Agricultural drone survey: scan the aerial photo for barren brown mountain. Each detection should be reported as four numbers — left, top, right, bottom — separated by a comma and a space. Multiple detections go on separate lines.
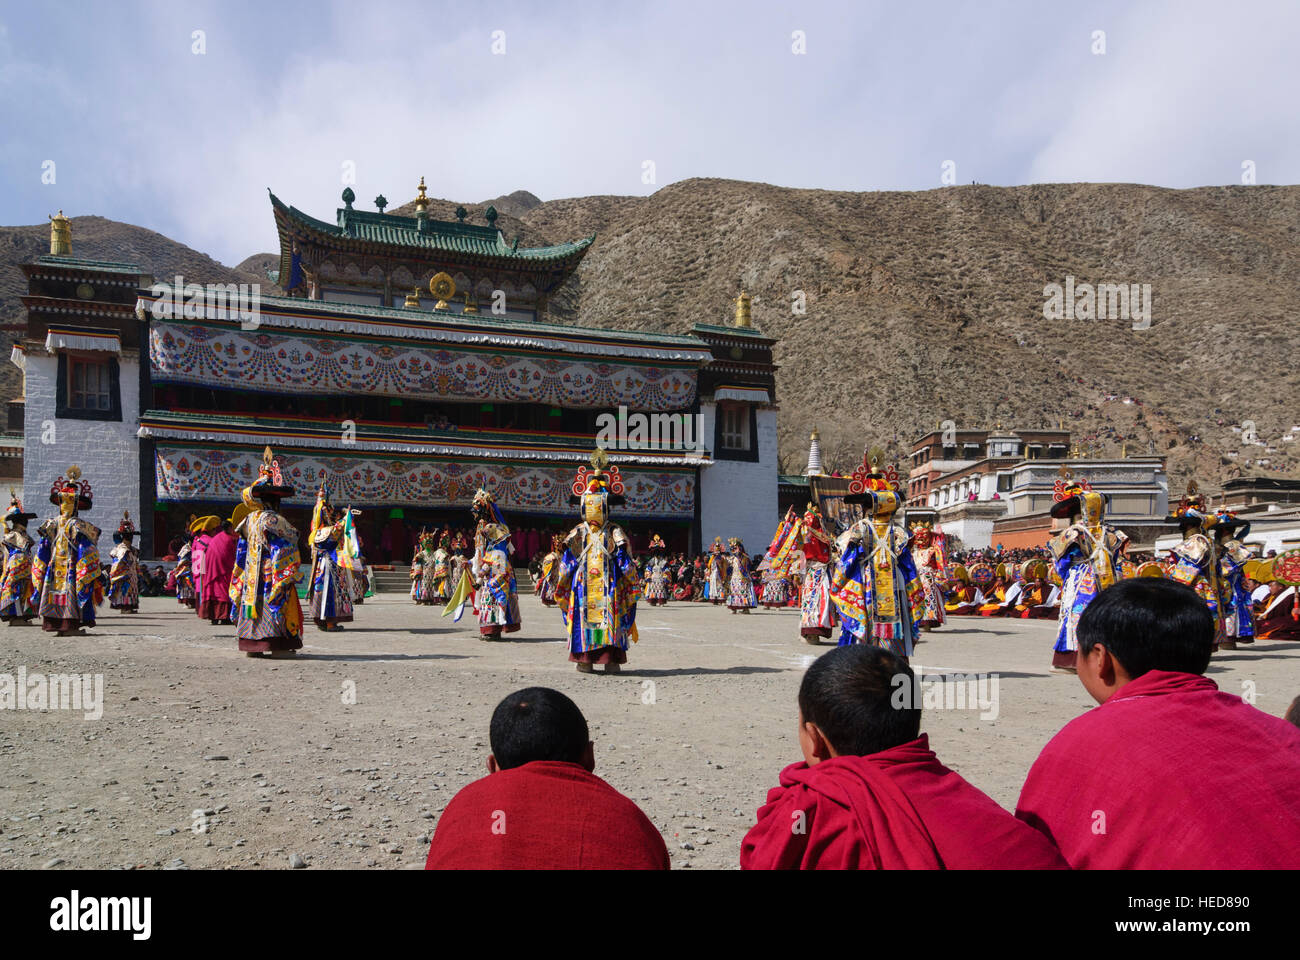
0, 215, 263, 403
5, 181, 1298, 488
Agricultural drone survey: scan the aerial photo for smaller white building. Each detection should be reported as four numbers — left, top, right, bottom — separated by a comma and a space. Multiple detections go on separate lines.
13, 236, 148, 542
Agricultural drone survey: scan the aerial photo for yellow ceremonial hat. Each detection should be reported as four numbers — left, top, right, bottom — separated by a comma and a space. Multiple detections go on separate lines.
189, 514, 221, 534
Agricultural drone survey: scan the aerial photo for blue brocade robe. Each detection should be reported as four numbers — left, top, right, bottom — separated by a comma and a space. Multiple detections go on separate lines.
0, 529, 38, 621
108, 543, 140, 610
1051, 523, 1128, 656
554, 523, 640, 656
34, 517, 102, 629
1219, 553, 1255, 641
830, 521, 923, 657
229, 511, 303, 648
309, 524, 354, 626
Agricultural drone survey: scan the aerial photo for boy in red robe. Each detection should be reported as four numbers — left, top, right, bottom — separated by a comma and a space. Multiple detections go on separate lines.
1016, 578, 1300, 869
426, 687, 669, 870
740, 645, 1067, 869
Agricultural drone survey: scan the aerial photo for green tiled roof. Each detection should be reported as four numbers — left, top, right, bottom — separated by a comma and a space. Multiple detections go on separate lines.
269, 191, 593, 263
778, 474, 810, 485
34, 255, 144, 276
691, 322, 771, 339
201, 289, 713, 355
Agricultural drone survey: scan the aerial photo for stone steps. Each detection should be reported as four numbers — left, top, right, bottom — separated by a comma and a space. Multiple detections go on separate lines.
369, 564, 537, 594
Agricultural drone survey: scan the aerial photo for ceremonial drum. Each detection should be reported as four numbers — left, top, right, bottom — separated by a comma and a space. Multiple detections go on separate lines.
1136, 561, 1166, 578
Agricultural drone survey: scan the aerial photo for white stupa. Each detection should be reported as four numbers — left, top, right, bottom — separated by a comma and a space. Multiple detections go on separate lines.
804, 428, 825, 477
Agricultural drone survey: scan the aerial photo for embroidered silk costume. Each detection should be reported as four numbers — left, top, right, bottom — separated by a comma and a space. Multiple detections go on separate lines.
34, 466, 102, 635
830, 456, 923, 658
107, 511, 140, 613
642, 534, 670, 606
0, 492, 39, 624
725, 538, 758, 612
307, 486, 355, 630
909, 522, 947, 629
470, 489, 521, 639
229, 447, 303, 656
1048, 473, 1128, 670
553, 450, 640, 672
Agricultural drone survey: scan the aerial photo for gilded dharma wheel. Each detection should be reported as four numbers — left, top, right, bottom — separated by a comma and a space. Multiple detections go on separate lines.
429, 272, 456, 307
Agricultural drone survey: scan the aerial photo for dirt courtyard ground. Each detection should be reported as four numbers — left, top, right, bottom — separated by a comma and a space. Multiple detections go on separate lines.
2, 593, 1297, 870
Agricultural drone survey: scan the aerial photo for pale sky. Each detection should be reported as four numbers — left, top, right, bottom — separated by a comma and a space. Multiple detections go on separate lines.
1, 0, 1296, 265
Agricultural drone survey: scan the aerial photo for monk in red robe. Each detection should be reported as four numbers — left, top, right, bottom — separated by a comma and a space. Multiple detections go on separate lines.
741, 645, 1067, 869
1256, 582, 1300, 641
1016, 578, 1300, 869
198, 520, 238, 625
426, 687, 669, 870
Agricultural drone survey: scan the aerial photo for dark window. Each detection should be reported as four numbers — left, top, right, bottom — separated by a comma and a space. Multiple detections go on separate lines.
714, 402, 758, 462
56, 353, 121, 421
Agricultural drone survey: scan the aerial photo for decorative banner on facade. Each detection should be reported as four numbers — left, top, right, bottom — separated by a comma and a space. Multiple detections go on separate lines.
155, 445, 696, 518
150, 321, 698, 411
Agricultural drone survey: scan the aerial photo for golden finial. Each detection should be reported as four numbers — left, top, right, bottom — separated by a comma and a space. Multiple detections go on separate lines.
49, 211, 72, 256
590, 447, 610, 472
810, 426, 820, 441
733, 290, 752, 328
462, 291, 478, 314
403, 286, 421, 308
414, 177, 429, 217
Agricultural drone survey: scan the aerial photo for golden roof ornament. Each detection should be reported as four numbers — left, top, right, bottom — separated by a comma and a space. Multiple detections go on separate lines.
733, 290, 752, 328
414, 177, 429, 216
404, 286, 421, 308
49, 211, 72, 256
462, 291, 478, 314
429, 272, 455, 310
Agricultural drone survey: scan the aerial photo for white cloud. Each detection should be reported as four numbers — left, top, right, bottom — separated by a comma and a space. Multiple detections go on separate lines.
2, 0, 1297, 265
